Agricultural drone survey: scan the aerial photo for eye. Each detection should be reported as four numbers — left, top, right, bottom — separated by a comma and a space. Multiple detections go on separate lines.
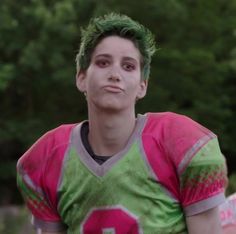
95, 59, 110, 68
123, 63, 135, 71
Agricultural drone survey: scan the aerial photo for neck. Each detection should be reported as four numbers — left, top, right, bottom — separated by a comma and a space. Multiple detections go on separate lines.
87, 108, 136, 156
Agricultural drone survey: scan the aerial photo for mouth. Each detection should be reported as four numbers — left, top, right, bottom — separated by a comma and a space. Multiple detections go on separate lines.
103, 85, 123, 93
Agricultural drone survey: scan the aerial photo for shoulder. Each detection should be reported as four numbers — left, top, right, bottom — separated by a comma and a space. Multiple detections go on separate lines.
143, 111, 212, 136
142, 111, 215, 148
17, 124, 77, 174
141, 112, 227, 212
16, 124, 78, 228
142, 111, 216, 167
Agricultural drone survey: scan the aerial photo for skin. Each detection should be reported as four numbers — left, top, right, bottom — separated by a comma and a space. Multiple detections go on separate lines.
41, 35, 223, 234
186, 207, 223, 234
76, 35, 147, 156
41, 36, 147, 234
222, 225, 236, 234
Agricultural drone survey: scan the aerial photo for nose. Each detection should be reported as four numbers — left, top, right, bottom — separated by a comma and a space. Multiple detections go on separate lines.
109, 74, 121, 82
108, 66, 121, 82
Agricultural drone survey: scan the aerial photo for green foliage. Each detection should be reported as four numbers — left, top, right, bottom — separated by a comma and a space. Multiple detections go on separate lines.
0, 64, 15, 91
226, 173, 236, 196
0, 0, 235, 204
0, 206, 34, 234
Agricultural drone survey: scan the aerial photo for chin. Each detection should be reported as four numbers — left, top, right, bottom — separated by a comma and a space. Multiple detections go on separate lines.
95, 101, 127, 113
99, 103, 124, 112
94, 97, 120, 108
91, 96, 134, 112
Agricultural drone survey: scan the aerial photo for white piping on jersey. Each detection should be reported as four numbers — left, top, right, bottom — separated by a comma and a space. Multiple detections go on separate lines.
177, 132, 215, 175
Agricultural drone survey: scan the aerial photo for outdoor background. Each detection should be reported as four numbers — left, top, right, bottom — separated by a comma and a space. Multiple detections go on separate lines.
0, 0, 236, 233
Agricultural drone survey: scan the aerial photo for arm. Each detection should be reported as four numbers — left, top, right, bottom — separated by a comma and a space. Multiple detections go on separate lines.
222, 225, 236, 234
186, 207, 222, 234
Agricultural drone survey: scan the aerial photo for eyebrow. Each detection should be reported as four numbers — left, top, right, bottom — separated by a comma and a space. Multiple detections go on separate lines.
94, 54, 139, 64
94, 54, 112, 59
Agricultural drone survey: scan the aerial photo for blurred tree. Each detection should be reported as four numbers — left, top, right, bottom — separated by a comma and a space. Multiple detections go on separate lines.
0, 0, 97, 203
0, 0, 235, 204
226, 173, 236, 196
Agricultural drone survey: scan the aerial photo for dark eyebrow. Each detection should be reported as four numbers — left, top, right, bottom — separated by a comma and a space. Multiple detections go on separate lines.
93, 54, 139, 65
94, 54, 112, 59
122, 56, 138, 64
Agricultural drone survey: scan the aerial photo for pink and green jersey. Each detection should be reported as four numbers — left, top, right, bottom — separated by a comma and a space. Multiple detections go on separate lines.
220, 193, 236, 228
17, 112, 227, 234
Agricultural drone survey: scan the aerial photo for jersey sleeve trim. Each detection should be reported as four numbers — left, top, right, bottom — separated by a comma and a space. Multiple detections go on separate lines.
32, 215, 67, 232
20, 169, 44, 197
184, 192, 225, 216
177, 132, 215, 175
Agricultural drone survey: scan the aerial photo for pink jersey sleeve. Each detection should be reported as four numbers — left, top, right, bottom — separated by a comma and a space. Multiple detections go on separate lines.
142, 112, 227, 216
17, 124, 75, 232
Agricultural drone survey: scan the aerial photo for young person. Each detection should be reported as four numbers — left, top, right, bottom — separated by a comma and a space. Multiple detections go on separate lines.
17, 13, 227, 234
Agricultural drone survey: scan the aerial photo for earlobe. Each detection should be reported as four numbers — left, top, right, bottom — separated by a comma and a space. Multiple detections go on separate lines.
76, 70, 86, 93
136, 80, 148, 99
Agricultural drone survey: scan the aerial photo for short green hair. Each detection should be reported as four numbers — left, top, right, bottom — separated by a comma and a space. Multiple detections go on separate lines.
76, 13, 156, 80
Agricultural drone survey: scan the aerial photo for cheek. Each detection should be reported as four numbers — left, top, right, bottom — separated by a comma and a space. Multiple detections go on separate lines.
126, 83, 141, 100
86, 76, 103, 95
127, 75, 142, 89
87, 79, 98, 92
85, 70, 98, 88
87, 68, 108, 84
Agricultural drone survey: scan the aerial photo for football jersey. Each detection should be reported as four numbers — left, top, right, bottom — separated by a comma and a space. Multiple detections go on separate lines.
17, 112, 227, 234
220, 193, 236, 228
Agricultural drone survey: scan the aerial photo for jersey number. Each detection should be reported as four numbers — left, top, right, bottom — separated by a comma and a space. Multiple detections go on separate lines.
81, 206, 142, 234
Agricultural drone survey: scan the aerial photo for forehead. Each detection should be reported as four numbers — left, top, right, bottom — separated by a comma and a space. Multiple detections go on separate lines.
92, 36, 141, 62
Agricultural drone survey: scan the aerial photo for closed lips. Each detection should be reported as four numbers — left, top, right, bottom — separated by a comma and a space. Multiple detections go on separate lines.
103, 85, 123, 92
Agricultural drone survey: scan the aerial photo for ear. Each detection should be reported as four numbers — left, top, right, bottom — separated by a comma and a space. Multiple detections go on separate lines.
76, 70, 87, 93
136, 79, 148, 99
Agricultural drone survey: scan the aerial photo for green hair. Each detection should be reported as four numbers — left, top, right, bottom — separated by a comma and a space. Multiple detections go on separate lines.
76, 13, 156, 80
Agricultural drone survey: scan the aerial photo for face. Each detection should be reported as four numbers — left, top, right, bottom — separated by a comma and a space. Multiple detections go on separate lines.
77, 36, 147, 113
